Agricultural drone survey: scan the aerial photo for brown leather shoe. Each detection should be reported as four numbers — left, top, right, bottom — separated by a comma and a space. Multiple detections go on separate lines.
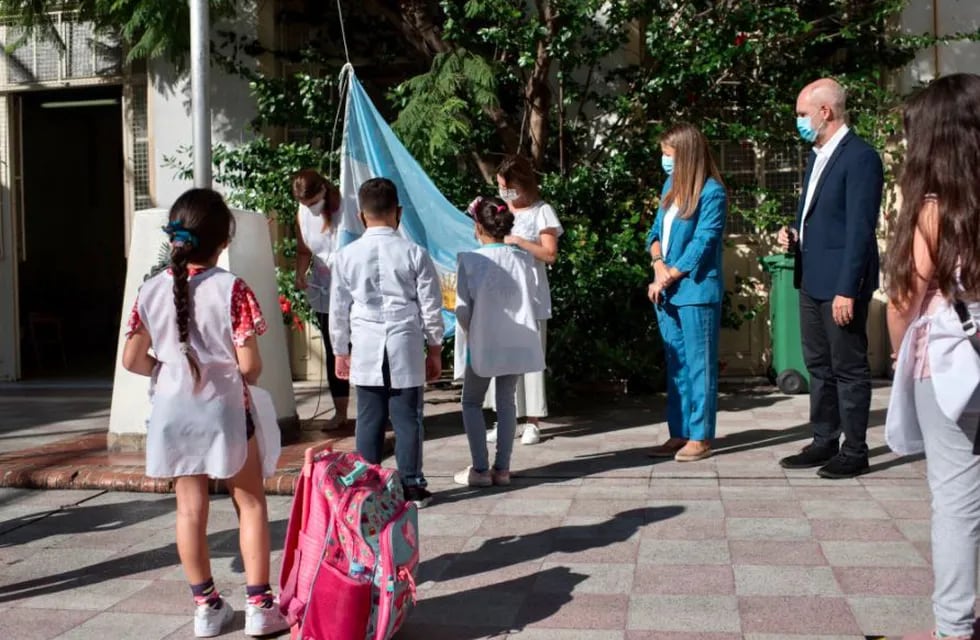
648, 438, 688, 458
674, 441, 712, 462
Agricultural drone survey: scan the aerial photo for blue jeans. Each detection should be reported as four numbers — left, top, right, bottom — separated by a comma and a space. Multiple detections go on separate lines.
655, 302, 721, 441
355, 353, 426, 488
462, 367, 519, 473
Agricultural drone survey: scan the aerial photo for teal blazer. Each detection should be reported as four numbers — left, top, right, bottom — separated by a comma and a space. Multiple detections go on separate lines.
645, 177, 727, 306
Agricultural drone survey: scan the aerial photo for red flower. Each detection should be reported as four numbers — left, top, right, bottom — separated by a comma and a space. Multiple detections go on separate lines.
734, 33, 748, 47
292, 314, 304, 331
279, 294, 292, 314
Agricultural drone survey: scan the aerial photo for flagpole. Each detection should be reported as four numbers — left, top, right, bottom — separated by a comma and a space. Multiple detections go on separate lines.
190, 0, 211, 188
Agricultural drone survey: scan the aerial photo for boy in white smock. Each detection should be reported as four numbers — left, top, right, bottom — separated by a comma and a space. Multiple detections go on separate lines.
329, 177, 445, 508
454, 195, 545, 487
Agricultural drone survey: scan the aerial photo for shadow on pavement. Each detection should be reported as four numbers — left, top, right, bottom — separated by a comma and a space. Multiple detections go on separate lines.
418, 507, 681, 585
400, 567, 588, 639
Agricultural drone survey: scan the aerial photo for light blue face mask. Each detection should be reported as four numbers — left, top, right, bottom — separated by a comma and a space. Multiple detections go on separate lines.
796, 116, 820, 143
661, 154, 674, 176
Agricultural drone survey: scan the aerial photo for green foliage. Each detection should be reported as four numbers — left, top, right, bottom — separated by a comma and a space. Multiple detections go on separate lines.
0, 0, 237, 66
543, 157, 664, 394
392, 49, 499, 160
92, 0, 979, 392
388, 0, 978, 392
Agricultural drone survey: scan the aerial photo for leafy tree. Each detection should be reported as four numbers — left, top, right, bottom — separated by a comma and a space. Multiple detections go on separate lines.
0, 0, 236, 65
13, 0, 979, 391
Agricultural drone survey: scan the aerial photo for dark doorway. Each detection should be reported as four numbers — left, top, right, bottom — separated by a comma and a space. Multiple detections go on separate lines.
17, 85, 125, 379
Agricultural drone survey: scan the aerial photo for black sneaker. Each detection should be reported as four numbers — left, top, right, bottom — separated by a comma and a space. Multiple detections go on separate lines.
817, 454, 869, 479
778, 444, 839, 469
403, 486, 433, 509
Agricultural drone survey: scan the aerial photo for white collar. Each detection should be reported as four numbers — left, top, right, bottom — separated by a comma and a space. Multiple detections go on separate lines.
363, 226, 397, 236
813, 124, 849, 157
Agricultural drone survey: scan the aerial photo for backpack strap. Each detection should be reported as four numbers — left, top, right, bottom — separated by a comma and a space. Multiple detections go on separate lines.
278, 459, 314, 619
953, 300, 980, 356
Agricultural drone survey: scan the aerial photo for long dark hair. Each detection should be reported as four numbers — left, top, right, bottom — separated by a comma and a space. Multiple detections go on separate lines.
166, 188, 234, 386
661, 123, 724, 219
887, 73, 980, 307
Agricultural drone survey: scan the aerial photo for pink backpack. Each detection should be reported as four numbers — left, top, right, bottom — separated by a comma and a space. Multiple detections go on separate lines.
279, 446, 420, 640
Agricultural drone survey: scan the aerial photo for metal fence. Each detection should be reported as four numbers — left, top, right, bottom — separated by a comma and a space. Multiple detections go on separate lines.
0, 11, 122, 89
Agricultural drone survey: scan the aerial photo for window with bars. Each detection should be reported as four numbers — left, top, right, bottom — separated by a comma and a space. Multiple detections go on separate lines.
0, 11, 122, 88
129, 83, 151, 210
714, 141, 807, 235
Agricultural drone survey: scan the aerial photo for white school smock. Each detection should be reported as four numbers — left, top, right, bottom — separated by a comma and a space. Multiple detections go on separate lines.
509, 201, 563, 320
136, 268, 281, 479
453, 244, 546, 380
329, 227, 445, 389
886, 298, 980, 456
297, 203, 340, 314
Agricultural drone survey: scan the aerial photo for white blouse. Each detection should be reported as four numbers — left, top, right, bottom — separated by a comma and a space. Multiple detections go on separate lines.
509, 201, 563, 320
297, 203, 340, 314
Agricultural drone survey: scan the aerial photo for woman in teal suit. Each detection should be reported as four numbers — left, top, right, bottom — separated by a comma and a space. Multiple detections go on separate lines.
646, 123, 728, 462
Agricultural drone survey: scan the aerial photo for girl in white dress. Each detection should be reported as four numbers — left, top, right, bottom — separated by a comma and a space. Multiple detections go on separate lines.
486, 155, 563, 445
454, 196, 545, 487
123, 189, 288, 639
292, 169, 351, 430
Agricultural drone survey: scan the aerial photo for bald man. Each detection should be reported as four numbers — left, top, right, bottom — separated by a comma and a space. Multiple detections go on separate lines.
776, 78, 884, 479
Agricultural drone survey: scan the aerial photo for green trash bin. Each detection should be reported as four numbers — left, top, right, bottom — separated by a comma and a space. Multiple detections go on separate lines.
760, 253, 810, 395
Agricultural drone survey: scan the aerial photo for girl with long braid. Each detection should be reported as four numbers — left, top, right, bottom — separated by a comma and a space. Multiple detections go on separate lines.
123, 189, 289, 638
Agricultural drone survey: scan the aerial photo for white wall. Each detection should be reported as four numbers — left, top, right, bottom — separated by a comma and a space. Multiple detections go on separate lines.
148, 2, 260, 208
901, 0, 980, 90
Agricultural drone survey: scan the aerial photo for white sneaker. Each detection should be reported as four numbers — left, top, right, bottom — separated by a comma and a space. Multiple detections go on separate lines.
194, 598, 234, 638
245, 601, 290, 637
521, 424, 542, 445
453, 466, 492, 487
486, 422, 498, 443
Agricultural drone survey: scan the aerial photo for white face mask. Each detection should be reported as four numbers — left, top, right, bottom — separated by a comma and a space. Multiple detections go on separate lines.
498, 188, 519, 202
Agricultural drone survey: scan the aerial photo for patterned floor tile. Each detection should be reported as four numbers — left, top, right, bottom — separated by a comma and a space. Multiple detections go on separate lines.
726, 517, 812, 540
729, 540, 827, 566
632, 565, 735, 595
518, 593, 629, 630
820, 541, 928, 567
636, 539, 730, 565
734, 565, 842, 596
833, 567, 934, 596
738, 596, 862, 634
627, 595, 740, 632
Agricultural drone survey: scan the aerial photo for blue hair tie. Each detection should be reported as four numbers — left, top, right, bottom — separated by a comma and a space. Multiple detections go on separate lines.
163, 221, 199, 248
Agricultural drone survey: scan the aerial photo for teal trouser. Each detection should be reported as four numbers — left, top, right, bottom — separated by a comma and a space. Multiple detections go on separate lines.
655, 301, 721, 441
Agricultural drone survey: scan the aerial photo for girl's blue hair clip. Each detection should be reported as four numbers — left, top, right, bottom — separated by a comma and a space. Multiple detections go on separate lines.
163, 220, 199, 248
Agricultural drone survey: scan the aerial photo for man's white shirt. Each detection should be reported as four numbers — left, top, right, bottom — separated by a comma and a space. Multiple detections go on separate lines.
800, 124, 849, 244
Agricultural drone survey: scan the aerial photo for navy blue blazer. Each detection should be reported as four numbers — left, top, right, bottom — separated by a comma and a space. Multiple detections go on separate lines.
645, 177, 727, 305
792, 130, 884, 301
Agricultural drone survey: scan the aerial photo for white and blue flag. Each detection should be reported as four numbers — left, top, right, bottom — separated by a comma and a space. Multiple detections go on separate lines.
336, 66, 478, 337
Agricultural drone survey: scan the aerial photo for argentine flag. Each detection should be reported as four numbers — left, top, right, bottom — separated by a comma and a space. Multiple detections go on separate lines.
335, 65, 478, 338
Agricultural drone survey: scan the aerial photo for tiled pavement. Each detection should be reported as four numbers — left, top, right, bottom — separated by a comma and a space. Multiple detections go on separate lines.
0, 383, 939, 639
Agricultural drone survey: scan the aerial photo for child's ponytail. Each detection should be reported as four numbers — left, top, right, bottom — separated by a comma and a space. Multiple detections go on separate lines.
165, 221, 202, 387
162, 190, 234, 390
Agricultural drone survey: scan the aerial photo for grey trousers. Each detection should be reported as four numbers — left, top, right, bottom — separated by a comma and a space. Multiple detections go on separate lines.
462, 367, 519, 473
916, 380, 980, 637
